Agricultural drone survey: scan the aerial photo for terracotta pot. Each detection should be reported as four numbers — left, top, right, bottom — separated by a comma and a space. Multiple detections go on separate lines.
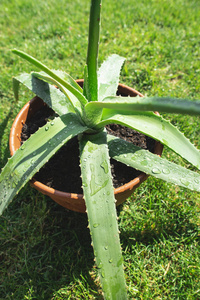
9, 80, 163, 213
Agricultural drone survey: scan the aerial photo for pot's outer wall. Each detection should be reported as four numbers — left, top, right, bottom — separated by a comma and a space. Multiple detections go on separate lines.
9, 80, 163, 213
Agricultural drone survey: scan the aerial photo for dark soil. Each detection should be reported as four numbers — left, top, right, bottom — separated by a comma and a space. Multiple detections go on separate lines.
21, 104, 155, 193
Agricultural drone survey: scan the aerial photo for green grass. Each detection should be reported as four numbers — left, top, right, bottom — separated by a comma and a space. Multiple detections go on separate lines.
0, 0, 200, 299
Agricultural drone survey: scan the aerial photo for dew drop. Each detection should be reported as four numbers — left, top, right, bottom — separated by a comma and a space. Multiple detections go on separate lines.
109, 259, 113, 263
88, 146, 94, 153
104, 246, 108, 250
100, 160, 109, 174
21, 144, 25, 150
137, 152, 142, 157
180, 178, 190, 186
152, 167, 161, 174
97, 261, 103, 269
60, 100, 66, 106
141, 160, 148, 166
12, 181, 17, 188
101, 271, 105, 278
93, 223, 99, 228
45, 126, 49, 131
162, 168, 170, 174
194, 178, 199, 184
50, 121, 54, 126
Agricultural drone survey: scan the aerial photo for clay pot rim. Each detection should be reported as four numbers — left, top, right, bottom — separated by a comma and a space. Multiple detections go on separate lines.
9, 81, 163, 202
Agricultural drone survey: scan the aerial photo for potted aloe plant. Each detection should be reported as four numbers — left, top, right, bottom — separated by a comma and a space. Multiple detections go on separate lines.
1, 0, 200, 299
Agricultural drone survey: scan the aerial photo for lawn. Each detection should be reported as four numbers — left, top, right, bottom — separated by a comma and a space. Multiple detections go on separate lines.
0, 0, 200, 299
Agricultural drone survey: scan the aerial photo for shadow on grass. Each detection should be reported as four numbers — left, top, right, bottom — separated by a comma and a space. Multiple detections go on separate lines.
117, 200, 199, 248
0, 191, 103, 299
1, 183, 198, 299
0, 106, 13, 167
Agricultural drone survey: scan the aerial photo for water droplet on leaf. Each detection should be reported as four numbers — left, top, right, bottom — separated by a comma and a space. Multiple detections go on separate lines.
180, 178, 190, 186
141, 160, 148, 166
100, 160, 109, 174
162, 168, 170, 174
101, 271, 105, 278
93, 223, 99, 228
97, 261, 103, 269
152, 168, 161, 174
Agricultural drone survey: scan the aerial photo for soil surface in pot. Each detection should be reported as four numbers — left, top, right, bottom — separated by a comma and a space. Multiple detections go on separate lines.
21, 105, 155, 194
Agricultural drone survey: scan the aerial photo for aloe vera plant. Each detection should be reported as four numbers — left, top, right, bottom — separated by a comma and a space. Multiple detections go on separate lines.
0, 0, 200, 299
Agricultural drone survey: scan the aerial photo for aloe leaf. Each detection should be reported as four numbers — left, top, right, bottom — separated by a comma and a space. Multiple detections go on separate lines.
83, 64, 90, 99
12, 49, 88, 106
13, 73, 74, 115
32, 71, 84, 118
89, 95, 200, 115
79, 130, 127, 299
0, 113, 87, 215
51, 69, 83, 93
98, 55, 125, 101
86, 0, 101, 102
13, 76, 20, 100
97, 111, 200, 169
82, 66, 103, 126
107, 134, 200, 192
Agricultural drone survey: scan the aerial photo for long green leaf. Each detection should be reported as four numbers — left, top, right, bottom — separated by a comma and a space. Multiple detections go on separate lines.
98, 54, 125, 101
83, 64, 90, 99
107, 134, 200, 192
12, 49, 88, 106
87, 95, 200, 115
86, 0, 101, 102
79, 131, 127, 300
51, 70, 83, 93
0, 113, 87, 215
32, 72, 84, 118
13, 73, 75, 116
97, 111, 200, 169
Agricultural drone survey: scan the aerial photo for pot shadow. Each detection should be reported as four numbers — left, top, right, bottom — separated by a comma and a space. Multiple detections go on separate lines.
0, 193, 103, 299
